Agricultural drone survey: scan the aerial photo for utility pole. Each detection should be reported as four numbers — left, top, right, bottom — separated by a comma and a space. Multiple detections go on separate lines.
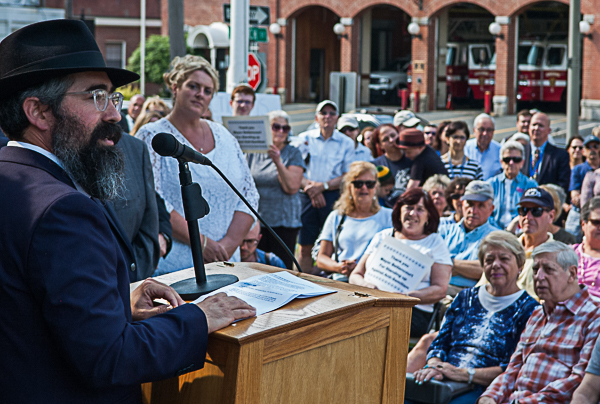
226, 0, 249, 92
140, 0, 146, 96
567, 0, 581, 140
168, 0, 186, 62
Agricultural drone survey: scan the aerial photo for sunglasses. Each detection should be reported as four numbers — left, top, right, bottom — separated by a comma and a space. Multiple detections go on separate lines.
588, 219, 600, 226
424, 131, 436, 135
450, 193, 463, 200
502, 157, 523, 164
518, 207, 549, 217
571, 145, 584, 150
351, 180, 377, 189
272, 123, 291, 133
318, 111, 338, 116
586, 143, 600, 150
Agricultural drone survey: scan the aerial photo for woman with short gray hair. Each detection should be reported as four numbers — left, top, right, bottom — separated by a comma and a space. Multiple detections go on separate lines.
408, 231, 538, 404
488, 140, 538, 229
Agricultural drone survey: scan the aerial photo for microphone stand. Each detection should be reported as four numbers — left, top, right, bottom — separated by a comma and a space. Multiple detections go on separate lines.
169, 160, 238, 300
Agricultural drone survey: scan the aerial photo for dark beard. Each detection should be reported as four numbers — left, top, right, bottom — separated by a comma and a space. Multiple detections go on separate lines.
52, 111, 125, 201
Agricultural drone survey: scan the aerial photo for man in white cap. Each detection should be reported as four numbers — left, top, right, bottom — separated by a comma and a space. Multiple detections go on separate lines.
393, 110, 422, 131
291, 100, 356, 273
337, 115, 372, 162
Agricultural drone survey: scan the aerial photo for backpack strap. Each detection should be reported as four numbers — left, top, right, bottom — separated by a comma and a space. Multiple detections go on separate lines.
334, 214, 347, 262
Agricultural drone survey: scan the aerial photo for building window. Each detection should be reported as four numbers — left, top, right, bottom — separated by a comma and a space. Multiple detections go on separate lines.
106, 42, 126, 69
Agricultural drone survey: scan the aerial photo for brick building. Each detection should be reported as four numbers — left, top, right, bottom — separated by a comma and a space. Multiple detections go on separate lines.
174, 0, 600, 117
1, 0, 163, 94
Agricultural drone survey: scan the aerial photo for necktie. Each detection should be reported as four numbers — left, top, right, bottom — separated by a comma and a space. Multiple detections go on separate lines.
531, 148, 540, 179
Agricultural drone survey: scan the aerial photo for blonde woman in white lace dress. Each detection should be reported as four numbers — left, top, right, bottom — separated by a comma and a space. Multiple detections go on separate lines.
136, 55, 259, 275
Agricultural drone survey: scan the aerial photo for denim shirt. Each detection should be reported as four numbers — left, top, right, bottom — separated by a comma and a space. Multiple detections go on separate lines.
488, 172, 538, 229
440, 218, 499, 287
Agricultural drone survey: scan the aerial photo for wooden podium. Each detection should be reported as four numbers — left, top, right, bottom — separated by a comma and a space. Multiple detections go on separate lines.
134, 262, 418, 404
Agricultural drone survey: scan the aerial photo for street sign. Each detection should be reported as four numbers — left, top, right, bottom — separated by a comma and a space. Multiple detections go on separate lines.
248, 53, 261, 90
223, 5, 270, 26
249, 27, 268, 42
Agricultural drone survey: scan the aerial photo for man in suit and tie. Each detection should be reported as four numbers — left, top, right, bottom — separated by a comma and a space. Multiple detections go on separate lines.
0, 19, 254, 403
520, 112, 571, 194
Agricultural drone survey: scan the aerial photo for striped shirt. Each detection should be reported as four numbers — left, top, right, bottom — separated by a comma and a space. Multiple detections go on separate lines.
442, 155, 483, 180
480, 287, 600, 404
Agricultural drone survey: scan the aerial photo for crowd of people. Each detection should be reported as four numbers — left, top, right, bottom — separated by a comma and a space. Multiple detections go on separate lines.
3, 22, 600, 402
114, 58, 600, 403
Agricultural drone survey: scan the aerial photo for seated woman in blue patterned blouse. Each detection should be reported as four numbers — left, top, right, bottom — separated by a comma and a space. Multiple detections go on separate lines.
407, 231, 539, 404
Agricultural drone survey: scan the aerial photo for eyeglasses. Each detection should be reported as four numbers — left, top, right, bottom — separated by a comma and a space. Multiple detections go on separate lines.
424, 131, 436, 135
242, 239, 259, 247
351, 180, 377, 189
65, 89, 123, 112
571, 145, 584, 150
450, 193, 463, 200
272, 123, 291, 133
588, 219, 600, 226
518, 207, 549, 217
233, 99, 253, 105
318, 111, 338, 116
450, 135, 467, 141
502, 156, 523, 164
475, 127, 494, 133
586, 143, 600, 150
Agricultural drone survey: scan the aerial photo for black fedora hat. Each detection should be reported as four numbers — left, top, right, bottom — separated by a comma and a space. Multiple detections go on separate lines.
0, 19, 139, 102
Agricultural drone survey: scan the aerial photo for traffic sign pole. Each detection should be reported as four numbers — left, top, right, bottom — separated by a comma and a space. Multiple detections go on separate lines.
226, 0, 248, 92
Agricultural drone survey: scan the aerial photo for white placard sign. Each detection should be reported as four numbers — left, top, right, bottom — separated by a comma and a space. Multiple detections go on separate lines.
222, 115, 272, 153
364, 235, 434, 294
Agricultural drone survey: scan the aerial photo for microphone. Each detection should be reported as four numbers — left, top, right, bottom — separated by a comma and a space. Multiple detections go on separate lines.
152, 132, 212, 166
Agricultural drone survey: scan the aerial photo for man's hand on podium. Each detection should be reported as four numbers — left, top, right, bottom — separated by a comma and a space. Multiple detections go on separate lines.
131, 278, 186, 321
196, 293, 256, 333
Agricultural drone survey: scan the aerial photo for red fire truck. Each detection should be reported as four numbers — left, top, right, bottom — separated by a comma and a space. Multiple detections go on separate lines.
467, 44, 495, 100
446, 43, 469, 99
517, 40, 567, 103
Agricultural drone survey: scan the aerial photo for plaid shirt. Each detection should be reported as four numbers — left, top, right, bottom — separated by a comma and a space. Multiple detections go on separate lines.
479, 287, 600, 404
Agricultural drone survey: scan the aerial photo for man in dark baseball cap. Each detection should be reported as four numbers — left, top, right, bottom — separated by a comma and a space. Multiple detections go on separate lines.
0, 19, 254, 403
515, 187, 556, 299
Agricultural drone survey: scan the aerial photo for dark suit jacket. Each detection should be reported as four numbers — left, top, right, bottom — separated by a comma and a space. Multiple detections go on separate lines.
0, 146, 208, 403
109, 134, 160, 281
520, 141, 571, 193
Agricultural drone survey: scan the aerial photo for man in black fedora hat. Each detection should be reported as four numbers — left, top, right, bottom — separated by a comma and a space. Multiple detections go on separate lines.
0, 19, 254, 403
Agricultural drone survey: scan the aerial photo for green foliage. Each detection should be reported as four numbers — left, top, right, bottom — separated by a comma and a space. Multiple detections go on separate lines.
117, 84, 141, 101
128, 35, 173, 86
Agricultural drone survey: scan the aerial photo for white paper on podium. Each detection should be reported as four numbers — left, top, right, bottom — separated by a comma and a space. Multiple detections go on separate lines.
191, 271, 335, 317
364, 235, 434, 294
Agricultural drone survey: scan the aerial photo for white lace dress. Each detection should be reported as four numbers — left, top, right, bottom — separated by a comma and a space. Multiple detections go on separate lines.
136, 118, 259, 275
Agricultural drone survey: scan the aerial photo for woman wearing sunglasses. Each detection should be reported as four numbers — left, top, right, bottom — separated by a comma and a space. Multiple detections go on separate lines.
315, 161, 393, 282
488, 140, 538, 229
567, 135, 585, 170
246, 110, 305, 269
350, 188, 452, 338
440, 177, 472, 228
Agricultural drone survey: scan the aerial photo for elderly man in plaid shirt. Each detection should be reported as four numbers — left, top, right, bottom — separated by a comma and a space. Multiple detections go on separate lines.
477, 241, 600, 404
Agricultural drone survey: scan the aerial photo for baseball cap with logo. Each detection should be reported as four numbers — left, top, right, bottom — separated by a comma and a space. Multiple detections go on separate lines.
460, 180, 494, 202
393, 110, 420, 128
518, 187, 554, 209
584, 135, 600, 147
315, 100, 338, 114
337, 116, 359, 131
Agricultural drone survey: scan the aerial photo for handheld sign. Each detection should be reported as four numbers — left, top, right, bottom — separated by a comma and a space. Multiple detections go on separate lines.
364, 235, 434, 294
222, 115, 272, 153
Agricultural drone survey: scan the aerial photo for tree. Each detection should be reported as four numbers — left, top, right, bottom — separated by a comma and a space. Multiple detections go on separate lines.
128, 35, 173, 86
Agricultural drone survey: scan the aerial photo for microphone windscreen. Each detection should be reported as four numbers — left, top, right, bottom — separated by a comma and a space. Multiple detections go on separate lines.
152, 132, 178, 157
